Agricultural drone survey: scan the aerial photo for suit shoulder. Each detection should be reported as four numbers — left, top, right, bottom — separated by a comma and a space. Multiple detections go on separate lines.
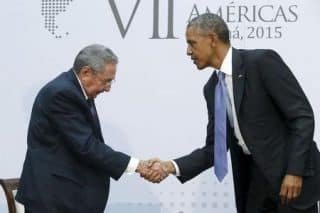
37, 72, 79, 102
43, 72, 74, 93
239, 49, 281, 62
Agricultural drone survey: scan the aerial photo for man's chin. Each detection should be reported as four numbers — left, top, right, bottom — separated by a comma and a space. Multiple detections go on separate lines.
95, 91, 108, 98
90, 94, 98, 99
196, 64, 205, 70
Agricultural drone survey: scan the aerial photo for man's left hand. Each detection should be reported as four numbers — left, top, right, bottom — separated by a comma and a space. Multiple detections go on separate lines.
279, 174, 303, 204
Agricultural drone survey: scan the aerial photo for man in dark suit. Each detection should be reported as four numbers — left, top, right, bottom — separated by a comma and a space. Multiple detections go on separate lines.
146, 13, 320, 212
16, 44, 166, 213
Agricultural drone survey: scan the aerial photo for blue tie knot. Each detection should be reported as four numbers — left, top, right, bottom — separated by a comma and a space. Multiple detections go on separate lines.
217, 71, 225, 81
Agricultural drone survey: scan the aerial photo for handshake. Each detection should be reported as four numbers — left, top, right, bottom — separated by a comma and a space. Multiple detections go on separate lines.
135, 159, 176, 183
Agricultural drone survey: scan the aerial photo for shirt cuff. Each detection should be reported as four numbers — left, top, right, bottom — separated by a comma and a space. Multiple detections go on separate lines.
125, 157, 140, 174
171, 160, 181, 176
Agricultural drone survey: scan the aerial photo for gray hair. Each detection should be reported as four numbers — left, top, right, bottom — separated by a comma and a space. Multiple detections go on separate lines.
187, 13, 230, 44
73, 44, 118, 74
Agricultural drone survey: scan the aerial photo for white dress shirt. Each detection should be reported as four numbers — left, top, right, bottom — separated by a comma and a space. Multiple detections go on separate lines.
172, 47, 251, 176
73, 70, 139, 174
220, 47, 251, 155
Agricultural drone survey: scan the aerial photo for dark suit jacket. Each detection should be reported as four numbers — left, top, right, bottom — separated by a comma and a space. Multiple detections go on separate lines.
16, 70, 130, 213
174, 48, 320, 212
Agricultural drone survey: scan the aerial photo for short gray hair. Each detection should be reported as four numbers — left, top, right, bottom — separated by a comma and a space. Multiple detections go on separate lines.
73, 44, 118, 74
187, 13, 230, 44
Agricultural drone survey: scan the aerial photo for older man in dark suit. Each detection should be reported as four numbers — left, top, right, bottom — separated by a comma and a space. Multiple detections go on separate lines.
146, 13, 320, 212
16, 44, 165, 213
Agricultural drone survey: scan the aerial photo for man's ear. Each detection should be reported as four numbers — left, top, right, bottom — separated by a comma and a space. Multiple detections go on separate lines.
208, 32, 219, 47
79, 66, 92, 77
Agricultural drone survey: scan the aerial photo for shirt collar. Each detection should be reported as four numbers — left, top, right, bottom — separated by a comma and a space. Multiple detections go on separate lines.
217, 47, 232, 76
73, 69, 88, 100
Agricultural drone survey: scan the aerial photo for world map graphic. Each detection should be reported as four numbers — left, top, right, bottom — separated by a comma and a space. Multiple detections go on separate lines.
41, 0, 74, 38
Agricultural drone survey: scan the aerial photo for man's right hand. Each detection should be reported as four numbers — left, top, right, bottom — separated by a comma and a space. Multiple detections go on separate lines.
137, 159, 176, 183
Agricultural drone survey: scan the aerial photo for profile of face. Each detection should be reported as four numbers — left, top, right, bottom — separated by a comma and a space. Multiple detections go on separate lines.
79, 63, 117, 99
186, 26, 216, 70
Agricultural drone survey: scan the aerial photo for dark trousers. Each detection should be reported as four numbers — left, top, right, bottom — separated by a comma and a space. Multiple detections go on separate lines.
245, 162, 318, 213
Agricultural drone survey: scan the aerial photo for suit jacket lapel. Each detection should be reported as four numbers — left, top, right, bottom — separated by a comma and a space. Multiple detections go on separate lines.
66, 69, 85, 98
66, 70, 105, 142
92, 100, 104, 142
66, 69, 91, 116
232, 48, 245, 116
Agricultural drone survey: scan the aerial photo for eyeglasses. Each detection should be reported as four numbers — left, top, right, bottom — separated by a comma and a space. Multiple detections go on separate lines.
95, 76, 116, 86
89, 67, 116, 86
105, 79, 116, 85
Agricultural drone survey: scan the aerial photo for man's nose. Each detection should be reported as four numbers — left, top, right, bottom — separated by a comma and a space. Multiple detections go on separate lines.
187, 46, 192, 56
104, 85, 111, 92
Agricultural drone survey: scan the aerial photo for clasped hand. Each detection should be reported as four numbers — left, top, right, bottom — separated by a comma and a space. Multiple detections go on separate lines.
135, 159, 175, 183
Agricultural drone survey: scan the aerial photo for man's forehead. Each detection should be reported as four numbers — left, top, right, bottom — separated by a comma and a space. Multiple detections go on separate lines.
187, 25, 201, 32
104, 62, 117, 67
103, 63, 117, 71
186, 26, 204, 37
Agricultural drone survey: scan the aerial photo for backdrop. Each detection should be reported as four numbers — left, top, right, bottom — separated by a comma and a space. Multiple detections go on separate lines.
1, 0, 319, 212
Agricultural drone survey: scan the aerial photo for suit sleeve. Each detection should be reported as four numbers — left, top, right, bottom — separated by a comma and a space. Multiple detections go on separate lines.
41, 89, 131, 180
174, 86, 214, 183
259, 50, 315, 176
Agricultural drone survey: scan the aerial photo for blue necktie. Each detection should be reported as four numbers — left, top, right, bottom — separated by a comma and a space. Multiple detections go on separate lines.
214, 71, 228, 182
